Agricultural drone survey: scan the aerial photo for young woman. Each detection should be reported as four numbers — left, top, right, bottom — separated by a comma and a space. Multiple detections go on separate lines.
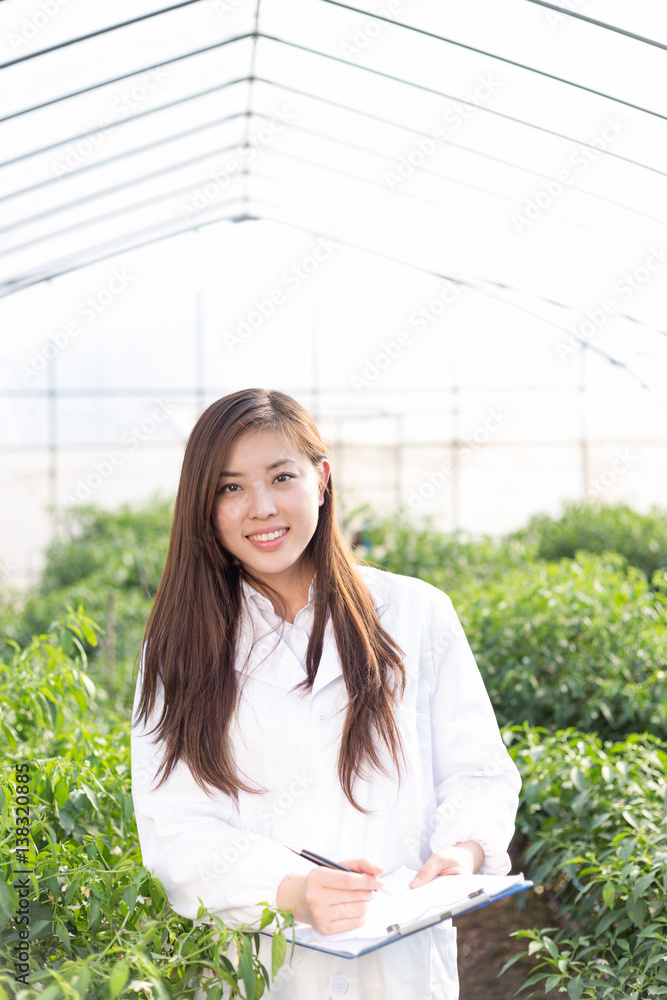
131, 388, 521, 1000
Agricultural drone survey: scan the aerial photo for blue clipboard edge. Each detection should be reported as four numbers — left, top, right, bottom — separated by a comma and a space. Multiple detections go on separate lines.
260, 877, 534, 960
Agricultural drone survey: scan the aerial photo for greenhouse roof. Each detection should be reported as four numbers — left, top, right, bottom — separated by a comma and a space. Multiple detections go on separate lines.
0, 0, 665, 350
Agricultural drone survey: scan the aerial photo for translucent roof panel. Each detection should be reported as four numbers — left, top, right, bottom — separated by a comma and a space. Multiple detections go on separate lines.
0, 0, 665, 325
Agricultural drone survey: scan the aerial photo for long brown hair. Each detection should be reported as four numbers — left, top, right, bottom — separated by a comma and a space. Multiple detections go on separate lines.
134, 388, 406, 811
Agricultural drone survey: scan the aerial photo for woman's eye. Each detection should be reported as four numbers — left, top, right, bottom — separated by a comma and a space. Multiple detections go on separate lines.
217, 483, 239, 494
275, 473, 294, 483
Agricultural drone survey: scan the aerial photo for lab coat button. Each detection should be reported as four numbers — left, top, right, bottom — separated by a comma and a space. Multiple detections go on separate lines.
317, 711, 331, 725
332, 976, 348, 994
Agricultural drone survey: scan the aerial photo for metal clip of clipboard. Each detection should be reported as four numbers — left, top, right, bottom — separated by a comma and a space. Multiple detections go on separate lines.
385, 888, 491, 937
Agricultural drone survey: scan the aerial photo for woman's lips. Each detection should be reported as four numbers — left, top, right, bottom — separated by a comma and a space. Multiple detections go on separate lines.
245, 527, 290, 550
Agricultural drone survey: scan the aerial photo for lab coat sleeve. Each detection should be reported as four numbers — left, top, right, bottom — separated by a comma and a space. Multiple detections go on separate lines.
425, 587, 521, 875
130, 665, 313, 928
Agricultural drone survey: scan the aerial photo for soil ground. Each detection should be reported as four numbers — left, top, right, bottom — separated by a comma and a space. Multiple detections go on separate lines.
458, 889, 563, 1000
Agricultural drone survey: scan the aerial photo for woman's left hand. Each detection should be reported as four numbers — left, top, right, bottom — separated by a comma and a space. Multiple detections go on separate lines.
408, 841, 484, 887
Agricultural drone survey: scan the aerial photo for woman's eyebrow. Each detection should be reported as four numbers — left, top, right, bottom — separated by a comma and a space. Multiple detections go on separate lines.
218, 459, 298, 477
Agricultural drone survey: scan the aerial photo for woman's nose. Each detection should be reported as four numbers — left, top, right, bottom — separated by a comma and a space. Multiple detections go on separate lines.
247, 488, 279, 519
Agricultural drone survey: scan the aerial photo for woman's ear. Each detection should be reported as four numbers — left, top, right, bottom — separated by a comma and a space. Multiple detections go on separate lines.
318, 460, 331, 506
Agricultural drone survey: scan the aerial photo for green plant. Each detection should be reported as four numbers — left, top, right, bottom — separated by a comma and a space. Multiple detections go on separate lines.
504, 726, 667, 998
511, 501, 667, 582
0, 613, 294, 1000
4, 499, 173, 710
356, 505, 532, 591
458, 551, 667, 740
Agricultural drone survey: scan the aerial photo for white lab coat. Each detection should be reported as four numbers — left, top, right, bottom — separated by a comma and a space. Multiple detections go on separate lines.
131, 566, 521, 1000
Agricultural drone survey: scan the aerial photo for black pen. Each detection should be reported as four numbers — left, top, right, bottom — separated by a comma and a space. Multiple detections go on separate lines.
286, 846, 355, 872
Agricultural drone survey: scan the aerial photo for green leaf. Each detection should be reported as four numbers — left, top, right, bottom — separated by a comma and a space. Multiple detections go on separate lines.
35, 986, 61, 1000
73, 967, 92, 998
81, 622, 98, 646
595, 910, 617, 936
568, 976, 584, 1000
54, 777, 70, 810
499, 951, 528, 976
80, 783, 100, 812
109, 959, 130, 998
622, 810, 639, 829
0, 880, 15, 927
602, 882, 616, 908
55, 921, 71, 952
271, 929, 286, 979
545, 975, 562, 992
86, 896, 102, 932
80, 674, 97, 698
543, 937, 559, 959
238, 935, 255, 1000
631, 871, 655, 901
123, 883, 138, 913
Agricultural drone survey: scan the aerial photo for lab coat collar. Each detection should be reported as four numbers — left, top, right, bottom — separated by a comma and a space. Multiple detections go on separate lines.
240, 566, 389, 616
237, 565, 390, 696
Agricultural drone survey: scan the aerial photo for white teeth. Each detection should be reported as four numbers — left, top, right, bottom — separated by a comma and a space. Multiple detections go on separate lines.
249, 528, 288, 542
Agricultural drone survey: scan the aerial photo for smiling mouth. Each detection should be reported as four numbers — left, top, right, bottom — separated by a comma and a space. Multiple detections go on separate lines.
246, 527, 289, 542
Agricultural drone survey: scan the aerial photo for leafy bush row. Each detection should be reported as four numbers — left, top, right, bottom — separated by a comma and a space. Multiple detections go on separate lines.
1, 500, 172, 709
505, 726, 667, 999
454, 551, 667, 740
3, 612, 665, 998
511, 501, 667, 583
0, 615, 292, 1000
4, 497, 667, 730
362, 515, 667, 741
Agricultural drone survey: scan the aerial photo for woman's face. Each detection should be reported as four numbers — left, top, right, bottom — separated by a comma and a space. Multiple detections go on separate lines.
211, 427, 330, 597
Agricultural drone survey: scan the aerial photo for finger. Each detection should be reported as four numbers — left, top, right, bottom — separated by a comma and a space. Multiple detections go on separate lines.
340, 857, 384, 889
307, 896, 371, 934
342, 857, 384, 876
322, 888, 375, 905
409, 859, 442, 888
316, 868, 382, 892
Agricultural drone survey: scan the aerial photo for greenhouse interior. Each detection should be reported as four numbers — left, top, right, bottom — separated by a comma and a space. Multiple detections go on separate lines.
1, 0, 666, 587
1, 1, 666, 998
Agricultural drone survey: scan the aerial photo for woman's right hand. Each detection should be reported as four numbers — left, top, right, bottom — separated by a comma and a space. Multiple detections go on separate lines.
276, 858, 383, 935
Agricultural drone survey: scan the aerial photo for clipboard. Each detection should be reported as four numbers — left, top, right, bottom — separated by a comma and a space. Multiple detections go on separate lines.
262, 872, 533, 959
